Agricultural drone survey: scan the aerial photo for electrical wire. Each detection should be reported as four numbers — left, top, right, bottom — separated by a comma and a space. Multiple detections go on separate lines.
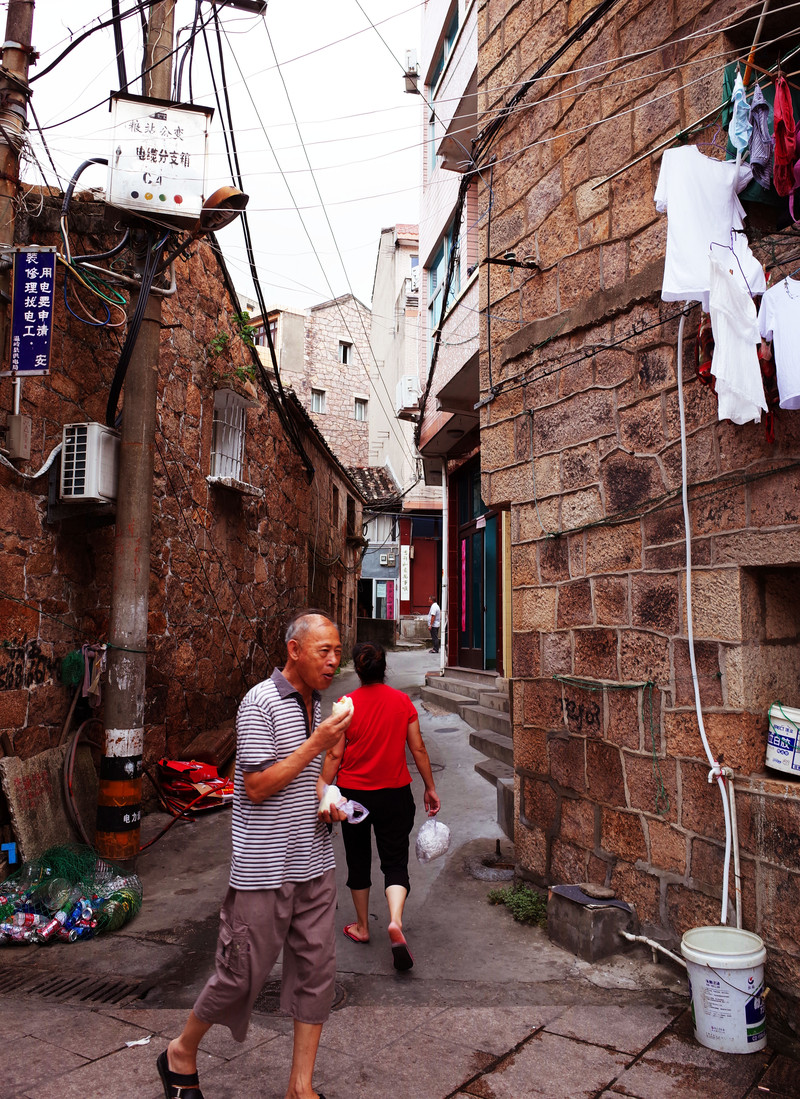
249, 18, 421, 472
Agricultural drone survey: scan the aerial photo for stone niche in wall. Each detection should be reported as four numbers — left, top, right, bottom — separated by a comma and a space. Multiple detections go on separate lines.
730, 567, 800, 716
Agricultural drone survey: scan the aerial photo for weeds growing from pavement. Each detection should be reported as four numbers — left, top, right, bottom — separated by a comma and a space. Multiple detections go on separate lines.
487, 883, 547, 927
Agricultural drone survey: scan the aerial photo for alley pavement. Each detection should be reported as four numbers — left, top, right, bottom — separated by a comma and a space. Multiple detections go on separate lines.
1, 649, 798, 1098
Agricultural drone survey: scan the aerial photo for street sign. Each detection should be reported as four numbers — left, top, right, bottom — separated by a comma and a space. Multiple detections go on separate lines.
1, 246, 56, 377
107, 94, 213, 225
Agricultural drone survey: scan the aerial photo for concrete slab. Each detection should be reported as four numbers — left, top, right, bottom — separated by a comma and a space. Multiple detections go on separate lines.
462, 1030, 629, 1098
315, 1004, 447, 1057
23, 1038, 221, 1099
25, 1008, 151, 1060
544, 1003, 676, 1055
0, 1034, 87, 1096
418, 1006, 564, 1055
105, 1004, 287, 1058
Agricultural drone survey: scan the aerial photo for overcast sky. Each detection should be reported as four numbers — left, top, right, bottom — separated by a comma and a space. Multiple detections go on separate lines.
26, 0, 423, 311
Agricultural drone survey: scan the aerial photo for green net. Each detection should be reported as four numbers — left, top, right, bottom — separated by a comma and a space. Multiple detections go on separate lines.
0, 844, 142, 943
60, 650, 85, 687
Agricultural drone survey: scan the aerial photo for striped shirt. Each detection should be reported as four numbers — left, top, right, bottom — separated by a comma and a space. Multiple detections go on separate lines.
229, 668, 335, 890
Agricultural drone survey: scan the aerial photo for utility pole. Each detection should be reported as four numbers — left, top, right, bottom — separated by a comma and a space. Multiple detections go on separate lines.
0, 1, 35, 407
96, 3, 175, 862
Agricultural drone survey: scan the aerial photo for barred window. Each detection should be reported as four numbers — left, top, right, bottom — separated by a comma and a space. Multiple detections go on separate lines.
210, 390, 247, 481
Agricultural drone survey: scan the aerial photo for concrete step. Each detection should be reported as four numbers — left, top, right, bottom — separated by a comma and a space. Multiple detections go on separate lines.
434, 667, 502, 689
426, 674, 485, 702
474, 756, 514, 788
478, 689, 509, 713
419, 685, 475, 714
459, 703, 511, 735
469, 728, 513, 768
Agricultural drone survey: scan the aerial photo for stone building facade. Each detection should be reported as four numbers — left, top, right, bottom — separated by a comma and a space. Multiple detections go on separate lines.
0, 195, 361, 805
478, 0, 800, 1033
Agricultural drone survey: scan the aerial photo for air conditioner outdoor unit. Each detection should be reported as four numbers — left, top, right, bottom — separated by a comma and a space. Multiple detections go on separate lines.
379, 553, 388, 565
60, 423, 120, 503
395, 374, 421, 414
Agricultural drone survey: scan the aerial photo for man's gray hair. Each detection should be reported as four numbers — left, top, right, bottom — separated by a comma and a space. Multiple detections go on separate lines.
285, 608, 335, 647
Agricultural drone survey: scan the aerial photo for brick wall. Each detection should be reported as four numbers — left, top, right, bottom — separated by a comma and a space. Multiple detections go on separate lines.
479, 0, 800, 1034
0, 195, 359, 781
301, 295, 371, 467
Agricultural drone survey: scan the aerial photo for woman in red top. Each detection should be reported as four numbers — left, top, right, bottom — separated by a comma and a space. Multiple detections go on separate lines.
322, 642, 441, 970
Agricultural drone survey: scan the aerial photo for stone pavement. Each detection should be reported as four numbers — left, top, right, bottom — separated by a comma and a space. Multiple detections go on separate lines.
1, 650, 797, 1099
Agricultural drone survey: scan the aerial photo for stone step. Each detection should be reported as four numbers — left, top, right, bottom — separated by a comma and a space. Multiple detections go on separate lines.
469, 728, 513, 768
436, 666, 502, 689
474, 756, 514, 789
419, 685, 475, 714
478, 689, 509, 713
459, 702, 511, 735
425, 674, 485, 702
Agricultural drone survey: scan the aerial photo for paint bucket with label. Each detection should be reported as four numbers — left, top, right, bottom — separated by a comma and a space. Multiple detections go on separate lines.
765, 703, 800, 777
680, 925, 766, 1054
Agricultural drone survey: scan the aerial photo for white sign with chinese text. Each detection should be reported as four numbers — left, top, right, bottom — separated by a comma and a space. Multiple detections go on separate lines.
400, 545, 411, 601
107, 95, 212, 222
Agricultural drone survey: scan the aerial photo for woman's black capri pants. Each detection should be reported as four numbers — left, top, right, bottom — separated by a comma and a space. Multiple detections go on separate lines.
338, 784, 416, 893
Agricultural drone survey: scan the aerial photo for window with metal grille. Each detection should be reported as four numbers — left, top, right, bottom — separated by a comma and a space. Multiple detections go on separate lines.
210, 390, 247, 481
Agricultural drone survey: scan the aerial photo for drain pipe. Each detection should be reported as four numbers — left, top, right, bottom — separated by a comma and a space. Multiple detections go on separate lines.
676, 308, 736, 926
620, 930, 687, 969
439, 457, 448, 676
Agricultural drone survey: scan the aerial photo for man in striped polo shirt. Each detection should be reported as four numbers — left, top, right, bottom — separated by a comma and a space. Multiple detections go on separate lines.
158, 610, 352, 1099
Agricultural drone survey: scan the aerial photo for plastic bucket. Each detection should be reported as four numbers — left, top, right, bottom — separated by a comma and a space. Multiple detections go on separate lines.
766, 703, 800, 777
680, 925, 766, 1054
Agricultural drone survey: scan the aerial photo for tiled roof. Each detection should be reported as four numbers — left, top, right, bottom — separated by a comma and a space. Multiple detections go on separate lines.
346, 465, 401, 504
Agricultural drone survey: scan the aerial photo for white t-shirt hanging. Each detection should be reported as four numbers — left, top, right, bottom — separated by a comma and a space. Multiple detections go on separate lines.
708, 255, 766, 425
654, 146, 765, 310
757, 279, 800, 409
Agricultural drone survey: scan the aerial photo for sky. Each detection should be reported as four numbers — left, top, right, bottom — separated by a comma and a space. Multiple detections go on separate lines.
25, 0, 424, 311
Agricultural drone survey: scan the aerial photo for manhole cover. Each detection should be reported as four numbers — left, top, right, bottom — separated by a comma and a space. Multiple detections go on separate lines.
252, 980, 346, 1015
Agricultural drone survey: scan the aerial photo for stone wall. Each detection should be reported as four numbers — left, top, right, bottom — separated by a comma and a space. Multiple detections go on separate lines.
478, 0, 800, 1035
0, 194, 360, 783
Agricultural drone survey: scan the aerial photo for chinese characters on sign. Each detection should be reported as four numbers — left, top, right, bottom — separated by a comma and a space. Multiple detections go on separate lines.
400, 545, 411, 601
2, 247, 56, 377
107, 95, 212, 222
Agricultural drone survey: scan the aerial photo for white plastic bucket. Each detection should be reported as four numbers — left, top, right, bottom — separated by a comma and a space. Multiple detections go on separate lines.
680, 925, 766, 1054
766, 703, 800, 777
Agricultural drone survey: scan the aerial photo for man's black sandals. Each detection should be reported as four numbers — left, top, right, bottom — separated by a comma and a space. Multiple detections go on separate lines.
157, 1050, 204, 1099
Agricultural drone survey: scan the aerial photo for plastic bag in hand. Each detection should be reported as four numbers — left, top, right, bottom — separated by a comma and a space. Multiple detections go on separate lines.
415, 818, 451, 863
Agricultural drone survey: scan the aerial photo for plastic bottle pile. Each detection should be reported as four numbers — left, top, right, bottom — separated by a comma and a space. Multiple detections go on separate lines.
0, 844, 142, 944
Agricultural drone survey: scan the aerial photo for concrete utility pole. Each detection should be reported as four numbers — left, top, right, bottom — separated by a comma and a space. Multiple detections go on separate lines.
97, 2, 175, 862
0, 0, 35, 386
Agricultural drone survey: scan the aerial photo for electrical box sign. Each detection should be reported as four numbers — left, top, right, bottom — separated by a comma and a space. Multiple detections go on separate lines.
107, 94, 213, 224
2, 246, 56, 377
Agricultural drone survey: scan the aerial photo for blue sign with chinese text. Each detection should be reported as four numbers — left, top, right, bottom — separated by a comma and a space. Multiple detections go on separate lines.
5, 247, 56, 376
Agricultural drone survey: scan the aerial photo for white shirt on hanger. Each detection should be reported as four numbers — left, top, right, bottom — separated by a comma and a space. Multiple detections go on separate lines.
757, 278, 800, 410
654, 145, 765, 310
708, 254, 767, 425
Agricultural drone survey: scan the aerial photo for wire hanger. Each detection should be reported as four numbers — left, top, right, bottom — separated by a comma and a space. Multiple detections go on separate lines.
710, 229, 754, 297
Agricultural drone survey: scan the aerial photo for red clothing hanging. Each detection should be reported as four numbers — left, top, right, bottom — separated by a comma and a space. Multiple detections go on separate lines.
773, 76, 796, 197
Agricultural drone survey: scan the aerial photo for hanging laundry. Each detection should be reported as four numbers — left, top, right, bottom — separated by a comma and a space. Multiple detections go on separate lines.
708, 254, 767, 424
729, 71, 752, 153
655, 145, 765, 310
756, 277, 800, 409
748, 83, 772, 190
772, 75, 796, 197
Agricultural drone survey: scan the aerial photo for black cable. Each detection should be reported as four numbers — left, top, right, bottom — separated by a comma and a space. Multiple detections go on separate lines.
61, 158, 108, 218
139, 3, 149, 93
202, 15, 313, 471
110, 0, 129, 91
106, 231, 170, 427
30, 1, 150, 83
